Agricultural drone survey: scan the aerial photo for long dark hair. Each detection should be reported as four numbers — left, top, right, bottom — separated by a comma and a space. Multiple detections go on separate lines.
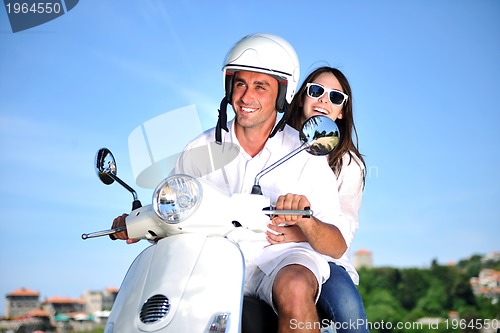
287, 66, 366, 183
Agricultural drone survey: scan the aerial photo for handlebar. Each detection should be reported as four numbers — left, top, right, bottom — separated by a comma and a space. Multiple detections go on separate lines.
262, 207, 313, 218
81, 226, 127, 240
82, 207, 313, 240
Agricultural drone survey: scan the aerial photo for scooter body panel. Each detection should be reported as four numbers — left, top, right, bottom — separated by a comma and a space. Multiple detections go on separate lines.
105, 233, 244, 333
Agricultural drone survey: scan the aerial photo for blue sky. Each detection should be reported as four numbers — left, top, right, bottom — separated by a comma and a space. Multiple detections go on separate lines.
1, 0, 499, 316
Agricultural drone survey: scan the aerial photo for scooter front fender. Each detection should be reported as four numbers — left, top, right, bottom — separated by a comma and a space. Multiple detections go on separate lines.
105, 233, 245, 333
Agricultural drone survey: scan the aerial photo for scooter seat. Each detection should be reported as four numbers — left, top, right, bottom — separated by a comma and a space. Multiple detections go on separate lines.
241, 296, 277, 333
241, 295, 333, 333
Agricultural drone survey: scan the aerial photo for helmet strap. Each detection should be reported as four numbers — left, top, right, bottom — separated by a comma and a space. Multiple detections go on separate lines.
269, 102, 289, 138
275, 80, 288, 112
215, 96, 229, 144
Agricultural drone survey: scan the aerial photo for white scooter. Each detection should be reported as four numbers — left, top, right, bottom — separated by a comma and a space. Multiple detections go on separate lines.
82, 115, 339, 333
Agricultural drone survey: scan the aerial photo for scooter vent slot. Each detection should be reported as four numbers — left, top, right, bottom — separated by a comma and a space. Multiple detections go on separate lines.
139, 294, 171, 324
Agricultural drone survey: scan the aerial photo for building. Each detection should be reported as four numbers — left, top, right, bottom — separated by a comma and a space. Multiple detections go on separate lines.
82, 290, 103, 314
42, 296, 85, 316
82, 287, 118, 313
481, 251, 500, 263
5, 287, 41, 318
353, 249, 373, 269
2, 287, 119, 333
470, 268, 500, 304
24, 308, 56, 332
102, 287, 118, 311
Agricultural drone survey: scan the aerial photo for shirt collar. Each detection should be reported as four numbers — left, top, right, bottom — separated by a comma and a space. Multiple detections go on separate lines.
227, 117, 285, 159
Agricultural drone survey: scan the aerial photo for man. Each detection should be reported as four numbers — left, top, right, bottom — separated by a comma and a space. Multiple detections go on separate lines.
171, 33, 351, 333
113, 33, 352, 333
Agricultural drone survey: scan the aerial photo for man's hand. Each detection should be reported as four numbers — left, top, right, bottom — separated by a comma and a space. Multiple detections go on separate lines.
270, 194, 348, 259
111, 213, 140, 244
271, 193, 311, 226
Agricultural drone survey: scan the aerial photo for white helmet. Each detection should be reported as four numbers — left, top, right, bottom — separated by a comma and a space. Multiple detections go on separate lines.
222, 33, 300, 109
216, 33, 300, 143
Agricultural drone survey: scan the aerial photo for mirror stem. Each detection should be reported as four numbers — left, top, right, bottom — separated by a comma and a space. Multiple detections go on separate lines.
107, 173, 139, 201
252, 142, 307, 194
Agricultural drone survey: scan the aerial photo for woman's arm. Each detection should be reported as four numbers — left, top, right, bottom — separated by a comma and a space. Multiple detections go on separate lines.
266, 153, 365, 255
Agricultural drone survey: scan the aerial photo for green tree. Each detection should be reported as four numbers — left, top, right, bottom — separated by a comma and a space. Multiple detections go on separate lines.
358, 267, 401, 297
451, 274, 476, 311
412, 282, 448, 317
364, 289, 405, 333
357, 253, 499, 332
456, 254, 483, 279
397, 268, 430, 311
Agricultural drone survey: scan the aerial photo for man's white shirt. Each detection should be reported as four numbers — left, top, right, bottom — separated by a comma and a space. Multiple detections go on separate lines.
173, 117, 359, 284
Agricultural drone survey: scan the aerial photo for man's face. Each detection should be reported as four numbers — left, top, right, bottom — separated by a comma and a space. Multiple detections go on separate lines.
231, 71, 279, 133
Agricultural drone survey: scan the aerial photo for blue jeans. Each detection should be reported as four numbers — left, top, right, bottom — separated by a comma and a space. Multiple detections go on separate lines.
317, 262, 370, 333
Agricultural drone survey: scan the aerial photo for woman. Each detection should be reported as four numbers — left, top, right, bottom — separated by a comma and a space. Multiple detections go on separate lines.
286, 66, 368, 332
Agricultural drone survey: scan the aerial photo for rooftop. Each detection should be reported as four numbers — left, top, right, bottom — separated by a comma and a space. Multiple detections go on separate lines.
7, 288, 40, 297
45, 296, 84, 304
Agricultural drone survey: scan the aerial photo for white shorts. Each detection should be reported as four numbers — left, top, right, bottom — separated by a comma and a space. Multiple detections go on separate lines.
244, 252, 323, 313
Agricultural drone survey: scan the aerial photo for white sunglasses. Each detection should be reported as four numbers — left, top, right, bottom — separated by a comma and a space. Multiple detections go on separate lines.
306, 83, 348, 106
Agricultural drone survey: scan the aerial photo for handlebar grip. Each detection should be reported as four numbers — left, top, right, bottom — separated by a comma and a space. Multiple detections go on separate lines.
262, 206, 313, 218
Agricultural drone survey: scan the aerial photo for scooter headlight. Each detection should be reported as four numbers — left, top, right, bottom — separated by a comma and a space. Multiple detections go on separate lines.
153, 174, 203, 223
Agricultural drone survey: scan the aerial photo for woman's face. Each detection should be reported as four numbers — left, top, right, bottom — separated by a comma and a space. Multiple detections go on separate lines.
302, 72, 345, 122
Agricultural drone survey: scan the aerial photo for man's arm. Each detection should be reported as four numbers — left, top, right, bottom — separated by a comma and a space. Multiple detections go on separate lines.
271, 193, 347, 259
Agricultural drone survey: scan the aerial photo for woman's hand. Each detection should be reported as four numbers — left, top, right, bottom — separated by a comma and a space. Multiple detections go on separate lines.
266, 224, 306, 244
